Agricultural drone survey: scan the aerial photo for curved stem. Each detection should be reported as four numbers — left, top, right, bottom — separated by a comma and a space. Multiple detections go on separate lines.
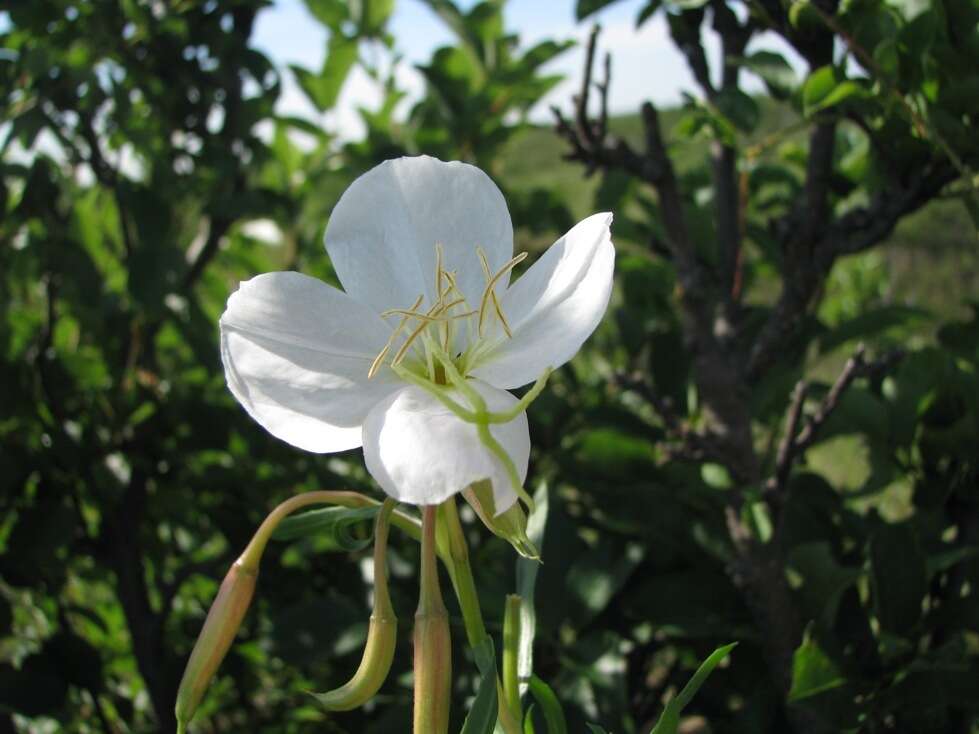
239, 490, 423, 572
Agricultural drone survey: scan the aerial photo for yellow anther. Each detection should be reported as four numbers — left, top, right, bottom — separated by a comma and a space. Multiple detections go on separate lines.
369, 294, 424, 379
478, 252, 526, 336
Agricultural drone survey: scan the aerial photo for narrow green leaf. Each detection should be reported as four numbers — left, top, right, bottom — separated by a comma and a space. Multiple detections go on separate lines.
460, 637, 498, 734
650, 643, 737, 734
586, 726, 610, 734
673, 642, 737, 710
523, 704, 537, 734
527, 676, 567, 734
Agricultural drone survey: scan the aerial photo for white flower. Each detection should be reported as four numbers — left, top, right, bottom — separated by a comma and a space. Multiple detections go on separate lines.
220, 156, 614, 513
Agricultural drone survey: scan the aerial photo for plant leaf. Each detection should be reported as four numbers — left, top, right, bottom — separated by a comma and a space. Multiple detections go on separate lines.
649, 643, 737, 733
527, 676, 567, 734
272, 505, 379, 551
788, 636, 845, 701
460, 636, 498, 734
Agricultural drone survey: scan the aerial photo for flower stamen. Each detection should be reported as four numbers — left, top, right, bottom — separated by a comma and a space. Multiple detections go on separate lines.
369, 294, 424, 379
390, 298, 470, 369
477, 250, 526, 337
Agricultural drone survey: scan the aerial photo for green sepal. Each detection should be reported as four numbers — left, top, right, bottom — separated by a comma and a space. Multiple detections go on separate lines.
463, 480, 540, 560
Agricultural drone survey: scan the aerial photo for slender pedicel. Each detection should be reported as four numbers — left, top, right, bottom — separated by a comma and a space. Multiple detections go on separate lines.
312, 499, 398, 710
176, 491, 389, 731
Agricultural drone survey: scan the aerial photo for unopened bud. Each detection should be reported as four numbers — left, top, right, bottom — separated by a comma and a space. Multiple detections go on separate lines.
413, 506, 451, 734
175, 558, 257, 730
463, 480, 539, 560
313, 499, 398, 711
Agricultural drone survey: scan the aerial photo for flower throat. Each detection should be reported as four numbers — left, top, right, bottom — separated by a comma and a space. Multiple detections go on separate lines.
368, 244, 527, 383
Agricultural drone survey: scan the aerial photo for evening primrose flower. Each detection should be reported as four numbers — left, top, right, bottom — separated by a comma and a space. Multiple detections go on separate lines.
220, 156, 613, 514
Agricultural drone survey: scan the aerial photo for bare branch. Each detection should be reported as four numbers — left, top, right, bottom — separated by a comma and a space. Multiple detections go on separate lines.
575, 25, 601, 148
765, 345, 906, 495
771, 380, 808, 493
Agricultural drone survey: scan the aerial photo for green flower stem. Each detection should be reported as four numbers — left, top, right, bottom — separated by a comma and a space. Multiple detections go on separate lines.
440, 498, 523, 734
440, 497, 487, 647
414, 505, 452, 734
502, 595, 523, 724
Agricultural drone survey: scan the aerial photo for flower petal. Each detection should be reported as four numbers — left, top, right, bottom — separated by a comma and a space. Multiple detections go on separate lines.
470, 212, 615, 389
220, 272, 400, 453
324, 156, 514, 317
362, 381, 529, 510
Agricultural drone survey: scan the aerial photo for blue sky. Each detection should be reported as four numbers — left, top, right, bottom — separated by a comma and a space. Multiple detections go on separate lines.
251, 0, 804, 140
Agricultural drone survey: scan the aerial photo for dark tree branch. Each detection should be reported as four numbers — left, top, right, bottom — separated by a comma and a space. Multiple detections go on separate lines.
103, 469, 173, 730
707, 2, 755, 303
669, 10, 715, 99
799, 121, 837, 250
772, 380, 808, 493
554, 26, 758, 482
793, 346, 905, 453
766, 345, 906, 496
749, 159, 957, 380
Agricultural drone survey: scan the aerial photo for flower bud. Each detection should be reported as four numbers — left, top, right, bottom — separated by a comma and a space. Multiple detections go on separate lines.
463, 480, 539, 560
413, 506, 451, 734
175, 559, 257, 730
313, 500, 398, 711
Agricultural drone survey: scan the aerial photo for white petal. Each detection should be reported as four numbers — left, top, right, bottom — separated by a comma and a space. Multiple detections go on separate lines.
324, 156, 514, 317
470, 213, 615, 389
220, 272, 400, 453
362, 381, 529, 510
